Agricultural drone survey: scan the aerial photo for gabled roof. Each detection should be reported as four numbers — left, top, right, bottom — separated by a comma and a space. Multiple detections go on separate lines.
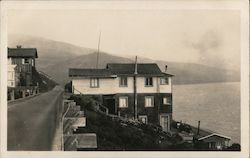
198, 133, 231, 141
8, 48, 38, 58
69, 68, 115, 77
107, 63, 173, 76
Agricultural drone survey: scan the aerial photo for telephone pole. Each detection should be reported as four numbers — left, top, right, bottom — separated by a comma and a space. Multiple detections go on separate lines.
96, 31, 101, 69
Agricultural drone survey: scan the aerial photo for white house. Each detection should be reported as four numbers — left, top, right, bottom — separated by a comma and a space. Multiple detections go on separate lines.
69, 63, 174, 132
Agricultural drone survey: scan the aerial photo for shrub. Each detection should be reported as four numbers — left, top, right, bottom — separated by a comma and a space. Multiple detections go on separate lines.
227, 143, 241, 151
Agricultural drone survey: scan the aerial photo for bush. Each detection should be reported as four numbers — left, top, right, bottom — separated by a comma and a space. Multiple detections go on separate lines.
69, 95, 97, 111
227, 143, 241, 151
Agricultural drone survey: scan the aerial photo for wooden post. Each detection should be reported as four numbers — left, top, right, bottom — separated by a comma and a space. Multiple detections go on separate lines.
197, 120, 200, 135
106, 109, 109, 115
134, 56, 138, 120
10, 90, 15, 101
22, 90, 26, 98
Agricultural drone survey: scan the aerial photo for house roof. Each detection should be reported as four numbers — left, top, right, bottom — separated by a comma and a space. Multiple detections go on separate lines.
107, 63, 173, 76
69, 63, 173, 77
8, 48, 38, 58
69, 68, 115, 77
198, 133, 231, 141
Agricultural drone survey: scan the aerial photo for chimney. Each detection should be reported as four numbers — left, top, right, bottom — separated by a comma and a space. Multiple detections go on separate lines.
16, 45, 22, 49
134, 56, 138, 75
165, 65, 168, 72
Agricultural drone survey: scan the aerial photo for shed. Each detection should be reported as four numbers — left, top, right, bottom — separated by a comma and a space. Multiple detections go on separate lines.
194, 133, 231, 150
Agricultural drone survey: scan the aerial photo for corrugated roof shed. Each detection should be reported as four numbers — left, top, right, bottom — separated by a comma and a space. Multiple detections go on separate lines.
8, 48, 38, 58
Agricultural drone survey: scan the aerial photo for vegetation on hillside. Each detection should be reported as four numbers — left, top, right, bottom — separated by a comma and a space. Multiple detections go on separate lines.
69, 95, 187, 150
32, 68, 58, 92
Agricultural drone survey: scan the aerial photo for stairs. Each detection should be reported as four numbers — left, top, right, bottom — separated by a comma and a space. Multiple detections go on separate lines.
62, 99, 97, 151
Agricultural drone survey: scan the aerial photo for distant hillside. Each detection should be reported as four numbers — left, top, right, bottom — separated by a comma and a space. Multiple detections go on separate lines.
8, 35, 240, 85
8, 34, 96, 69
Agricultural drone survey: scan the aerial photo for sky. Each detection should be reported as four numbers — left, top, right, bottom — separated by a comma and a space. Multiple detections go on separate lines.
8, 9, 240, 70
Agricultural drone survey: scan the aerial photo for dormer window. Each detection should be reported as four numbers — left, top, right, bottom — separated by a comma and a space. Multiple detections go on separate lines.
145, 77, 153, 87
119, 77, 128, 87
90, 78, 99, 88
160, 77, 169, 85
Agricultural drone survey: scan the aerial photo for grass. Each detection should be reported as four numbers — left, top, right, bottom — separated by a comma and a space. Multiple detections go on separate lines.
69, 95, 184, 151
74, 110, 182, 150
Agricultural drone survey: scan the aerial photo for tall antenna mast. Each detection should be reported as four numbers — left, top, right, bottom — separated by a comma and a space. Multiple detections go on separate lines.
96, 31, 101, 69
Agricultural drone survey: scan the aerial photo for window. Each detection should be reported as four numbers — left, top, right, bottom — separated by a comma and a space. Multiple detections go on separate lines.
160, 77, 169, 85
139, 115, 148, 124
119, 97, 128, 108
90, 78, 99, 88
145, 96, 154, 107
119, 77, 128, 87
24, 59, 29, 64
8, 72, 12, 79
145, 77, 153, 86
163, 97, 171, 105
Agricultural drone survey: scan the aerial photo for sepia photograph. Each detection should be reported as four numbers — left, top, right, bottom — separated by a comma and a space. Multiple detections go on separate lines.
0, 0, 249, 158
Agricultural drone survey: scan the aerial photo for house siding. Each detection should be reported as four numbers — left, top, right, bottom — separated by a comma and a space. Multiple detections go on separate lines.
80, 93, 172, 126
115, 93, 172, 125
72, 77, 134, 95
72, 77, 172, 95
8, 57, 35, 86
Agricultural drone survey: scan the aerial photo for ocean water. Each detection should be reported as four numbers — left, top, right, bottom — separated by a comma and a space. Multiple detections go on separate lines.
173, 82, 240, 144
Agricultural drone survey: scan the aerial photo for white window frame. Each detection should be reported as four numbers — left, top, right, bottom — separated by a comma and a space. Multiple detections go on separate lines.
119, 76, 128, 87
24, 58, 29, 64
145, 77, 153, 87
145, 96, 154, 107
163, 97, 171, 105
160, 114, 170, 132
160, 77, 169, 85
138, 115, 148, 124
119, 96, 128, 108
90, 78, 99, 88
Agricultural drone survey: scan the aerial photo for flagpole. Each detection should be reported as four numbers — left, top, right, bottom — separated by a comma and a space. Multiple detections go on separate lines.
96, 31, 101, 69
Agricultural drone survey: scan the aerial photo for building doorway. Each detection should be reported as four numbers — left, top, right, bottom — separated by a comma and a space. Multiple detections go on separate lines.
103, 95, 116, 115
160, 114, 170, 132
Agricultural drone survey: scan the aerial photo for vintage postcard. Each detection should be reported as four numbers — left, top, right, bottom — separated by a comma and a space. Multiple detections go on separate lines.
0, 0, 249, 158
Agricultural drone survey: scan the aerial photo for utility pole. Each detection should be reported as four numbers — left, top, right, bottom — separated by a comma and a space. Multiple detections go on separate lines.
197, 120, 200, 135
134, 56, 138, 120
96, 31, 101, 69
